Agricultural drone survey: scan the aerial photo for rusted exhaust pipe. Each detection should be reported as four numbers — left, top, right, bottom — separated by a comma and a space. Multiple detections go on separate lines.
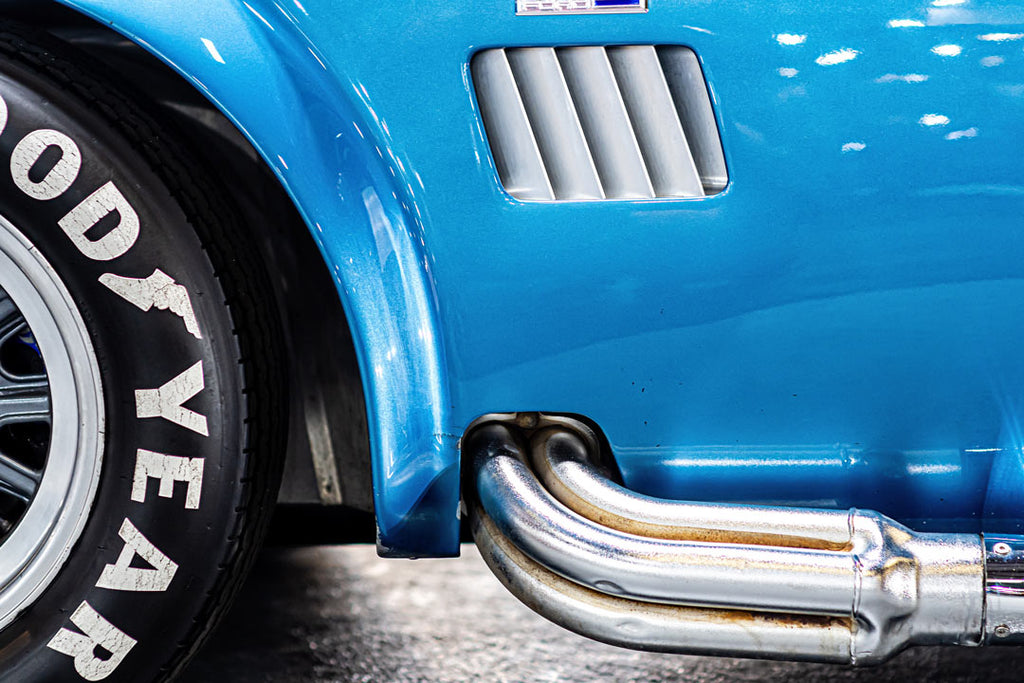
465, 416, 1023, 664
472, 507, 856, 662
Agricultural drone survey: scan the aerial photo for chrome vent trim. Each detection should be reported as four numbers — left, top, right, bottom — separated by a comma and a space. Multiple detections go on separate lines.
506, 48, 604, 200
557, 47, 654, 199
658, 46, 728, 193
472, 45, 727, 202
471, 50, 554, 201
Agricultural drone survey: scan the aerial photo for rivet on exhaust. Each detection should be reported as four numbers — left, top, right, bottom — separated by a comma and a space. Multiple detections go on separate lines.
995, 625, 1012, 639
993, 542, 1013, 557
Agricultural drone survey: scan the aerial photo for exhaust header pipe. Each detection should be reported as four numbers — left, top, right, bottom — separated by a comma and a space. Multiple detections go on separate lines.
465, 416, 1024, 664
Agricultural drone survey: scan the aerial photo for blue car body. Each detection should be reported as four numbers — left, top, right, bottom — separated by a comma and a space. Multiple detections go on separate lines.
57, 0, 1024, 557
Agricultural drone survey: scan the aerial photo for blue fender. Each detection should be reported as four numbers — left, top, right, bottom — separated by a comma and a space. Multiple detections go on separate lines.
52, 0, 1024, 545
55, 0, 460, 556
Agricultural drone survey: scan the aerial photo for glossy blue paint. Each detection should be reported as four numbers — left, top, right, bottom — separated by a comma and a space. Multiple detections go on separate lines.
56, 0, 1024, 549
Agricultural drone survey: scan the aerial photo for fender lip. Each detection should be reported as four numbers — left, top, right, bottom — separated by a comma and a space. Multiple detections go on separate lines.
52, 0, 460, 556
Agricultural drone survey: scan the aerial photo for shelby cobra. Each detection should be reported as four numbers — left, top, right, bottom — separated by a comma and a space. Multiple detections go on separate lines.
0, 0, 1020, 679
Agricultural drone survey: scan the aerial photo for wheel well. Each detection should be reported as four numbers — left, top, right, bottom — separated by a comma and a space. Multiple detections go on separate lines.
2, 0, 374, 511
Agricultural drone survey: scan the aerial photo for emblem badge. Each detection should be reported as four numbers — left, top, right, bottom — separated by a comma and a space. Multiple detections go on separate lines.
516, 0, 647, 15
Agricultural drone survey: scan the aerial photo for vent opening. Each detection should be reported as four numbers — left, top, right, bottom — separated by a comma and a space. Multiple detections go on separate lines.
472, 45, 727, 202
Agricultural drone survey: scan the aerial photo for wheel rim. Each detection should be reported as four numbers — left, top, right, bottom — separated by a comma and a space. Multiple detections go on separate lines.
0, 215, 103, 629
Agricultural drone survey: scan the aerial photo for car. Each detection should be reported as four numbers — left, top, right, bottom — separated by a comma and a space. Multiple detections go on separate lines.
0, 0, 1021, 679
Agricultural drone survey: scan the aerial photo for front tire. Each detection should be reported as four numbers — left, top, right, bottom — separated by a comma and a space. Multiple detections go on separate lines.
0, 23, 284, 682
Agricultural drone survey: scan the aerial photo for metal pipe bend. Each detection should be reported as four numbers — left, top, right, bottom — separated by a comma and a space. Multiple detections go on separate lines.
465, 420, 986, 664
471, 504, 856, 663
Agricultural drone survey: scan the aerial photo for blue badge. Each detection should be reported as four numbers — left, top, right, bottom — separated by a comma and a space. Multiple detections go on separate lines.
516, 0, 647, 15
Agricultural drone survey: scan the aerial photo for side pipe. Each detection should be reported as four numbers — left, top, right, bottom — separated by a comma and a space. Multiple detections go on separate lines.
472, 508, 855, 662
465, 417, 1024, 664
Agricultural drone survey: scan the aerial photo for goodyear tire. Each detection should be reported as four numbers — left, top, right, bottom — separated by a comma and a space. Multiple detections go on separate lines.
0, 24, 284, 682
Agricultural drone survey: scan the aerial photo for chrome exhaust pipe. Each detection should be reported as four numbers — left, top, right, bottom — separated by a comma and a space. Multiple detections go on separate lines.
472, 508, 856, 662
465, 416, 1024, 664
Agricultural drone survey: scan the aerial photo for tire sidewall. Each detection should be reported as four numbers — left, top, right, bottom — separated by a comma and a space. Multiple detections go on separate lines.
0, 50, 253, 682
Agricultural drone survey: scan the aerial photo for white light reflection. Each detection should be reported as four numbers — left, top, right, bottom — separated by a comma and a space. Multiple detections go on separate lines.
876, 73, 929, 83
307, 47, 327, 70
932, 0, 966, 6
242, 2, 275, 31
979, 33, 1024, 41
906, 463, 960, 475
920, 113, 951, 126
932, 44, 963, 56
981, 56, 1005, 66
998, 84, 1024, 96
200, 38, 226, 64
777, 85, 806, 99
842, 142, 866, 152
776, 34, 807, 45
889, 19, 926, 27
663, 457, 846, 469
816, 48, 860, 65
734, 122, 765, 142
778, 67, 799, 77
946, 127, 978, 139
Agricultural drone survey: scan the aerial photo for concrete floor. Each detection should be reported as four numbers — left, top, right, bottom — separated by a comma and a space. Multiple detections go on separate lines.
185, 545, 1024, 682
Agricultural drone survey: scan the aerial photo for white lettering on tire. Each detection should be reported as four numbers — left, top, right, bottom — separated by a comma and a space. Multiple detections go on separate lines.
135, 361, 209, 437
58, 181, 140, 261
46, 602, 137, 681
95, 518, 178, 592
11, 129, 82, 200
99, 269, 202, 339
6, 98, 219, 680
131, 449, 205, 510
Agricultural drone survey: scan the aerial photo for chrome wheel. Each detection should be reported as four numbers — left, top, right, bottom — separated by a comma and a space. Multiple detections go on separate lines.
0, 215, 103, 630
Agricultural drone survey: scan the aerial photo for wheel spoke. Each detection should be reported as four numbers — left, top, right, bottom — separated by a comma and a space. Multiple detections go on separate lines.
0, 297, 47, 401
0, 298, 21, 341
0, 383, 50, 427
0, 290, 49, 512
0, 453, 39, 502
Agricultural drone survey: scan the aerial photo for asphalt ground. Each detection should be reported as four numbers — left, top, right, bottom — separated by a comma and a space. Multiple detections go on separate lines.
184, 544, 1024, 683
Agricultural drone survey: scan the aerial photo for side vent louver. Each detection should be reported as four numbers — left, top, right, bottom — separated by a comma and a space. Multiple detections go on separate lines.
472, 46, 727, 202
